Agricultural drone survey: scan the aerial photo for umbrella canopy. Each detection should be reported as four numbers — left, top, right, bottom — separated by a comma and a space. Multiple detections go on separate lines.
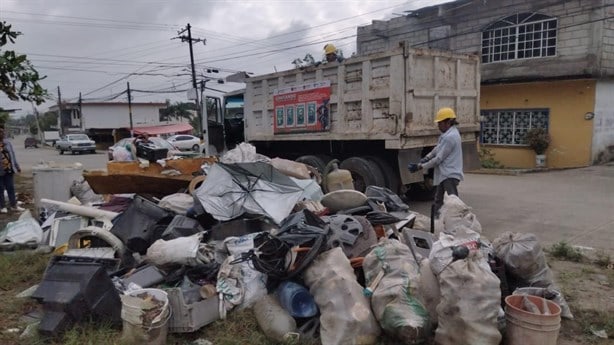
194, 162, 305, 224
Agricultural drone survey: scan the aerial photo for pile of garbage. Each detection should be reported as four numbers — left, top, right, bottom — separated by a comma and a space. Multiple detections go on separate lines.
1, 143, 572, 344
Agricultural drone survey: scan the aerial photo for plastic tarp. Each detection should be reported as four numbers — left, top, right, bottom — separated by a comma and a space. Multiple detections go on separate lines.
194, 162, 304, 224
0, 210, 43, 245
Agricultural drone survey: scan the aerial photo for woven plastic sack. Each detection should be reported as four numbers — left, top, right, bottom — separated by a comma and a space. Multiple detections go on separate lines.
303, 247, 380, 345
435, 251, 502, 345
439, 193, 482, 235
363, 238, 430, 343
417, 258, 440, 328
492, 232, 554, 288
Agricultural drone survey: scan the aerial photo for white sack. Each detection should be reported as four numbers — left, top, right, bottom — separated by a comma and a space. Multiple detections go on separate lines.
158, 193, 194, 215
417, 258, 441, 328
220, 142, 270, 163
440, 193, 482, 235
145, 233, 201, 266
363, 238, 430, 343
435, 251, 502, 345
222, 233, 267, 310
303, 247, 380, 345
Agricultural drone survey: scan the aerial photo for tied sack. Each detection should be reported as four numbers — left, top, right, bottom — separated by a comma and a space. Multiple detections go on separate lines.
493, 231, 573, 319
363, 238, 431, 344
435, 250, 502, 345
303, 247, 380, 345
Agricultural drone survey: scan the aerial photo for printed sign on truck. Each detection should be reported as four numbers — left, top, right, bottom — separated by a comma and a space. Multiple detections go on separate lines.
273, 81, 331, 134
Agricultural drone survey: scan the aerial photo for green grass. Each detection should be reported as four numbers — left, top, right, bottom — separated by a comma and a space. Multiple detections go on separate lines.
548, 241, 584, 262
594, 250, 612, 268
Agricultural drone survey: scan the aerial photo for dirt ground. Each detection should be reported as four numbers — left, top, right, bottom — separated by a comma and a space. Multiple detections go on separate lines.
1, 173, 613, 344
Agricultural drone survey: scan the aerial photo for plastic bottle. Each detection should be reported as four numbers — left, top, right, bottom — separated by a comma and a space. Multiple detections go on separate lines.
253, 294, 297, 342
276, 281, 318, 318
324, 160, 354, 192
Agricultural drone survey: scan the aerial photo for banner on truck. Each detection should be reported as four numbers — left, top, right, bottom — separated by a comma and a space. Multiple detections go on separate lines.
273, 81, 331, 134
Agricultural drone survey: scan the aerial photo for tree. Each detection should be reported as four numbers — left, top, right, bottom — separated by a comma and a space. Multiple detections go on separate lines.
159, 100, 195, 122
0, 21, 48, 104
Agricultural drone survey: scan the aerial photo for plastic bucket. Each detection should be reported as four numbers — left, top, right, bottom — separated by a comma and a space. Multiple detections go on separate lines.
504, 294, 561, 345
121, 289, 171, 345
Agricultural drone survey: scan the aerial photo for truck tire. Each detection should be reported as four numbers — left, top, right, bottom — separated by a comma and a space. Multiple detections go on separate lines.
58, 147, 64, 155
340, 157, 386, 192
295, 155, 327, 174
364, 156, 401, 195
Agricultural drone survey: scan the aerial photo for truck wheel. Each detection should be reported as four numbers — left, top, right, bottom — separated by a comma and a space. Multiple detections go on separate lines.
364, 156, 401, 194
295, 155, 327, 174
58, 148, 64, 155
340, 157, 386, 192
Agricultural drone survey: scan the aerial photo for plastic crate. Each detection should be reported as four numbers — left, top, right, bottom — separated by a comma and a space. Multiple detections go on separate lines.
165, 287, 220, 333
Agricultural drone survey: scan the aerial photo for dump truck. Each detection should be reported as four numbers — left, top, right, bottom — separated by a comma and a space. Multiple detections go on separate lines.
210, 42, 481, 198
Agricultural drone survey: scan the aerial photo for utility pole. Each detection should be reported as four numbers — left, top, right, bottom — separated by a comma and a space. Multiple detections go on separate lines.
127, 82, 134, 137
78, 92, 83, 131
57, 86, 64, 136
175, 24, 206, 138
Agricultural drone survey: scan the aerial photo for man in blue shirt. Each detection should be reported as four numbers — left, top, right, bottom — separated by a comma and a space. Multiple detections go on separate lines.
409, 107, 463, 216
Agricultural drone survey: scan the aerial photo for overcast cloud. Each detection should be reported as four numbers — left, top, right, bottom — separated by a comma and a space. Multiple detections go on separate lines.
0, 0, 450, 117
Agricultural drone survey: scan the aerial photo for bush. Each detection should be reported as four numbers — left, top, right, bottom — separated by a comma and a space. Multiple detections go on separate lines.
479, 147, 504, 169
525, 128, 550, 155
549, 241, 584, 262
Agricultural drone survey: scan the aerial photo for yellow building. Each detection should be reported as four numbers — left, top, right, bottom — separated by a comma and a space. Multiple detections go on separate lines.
480, 79, 595, 168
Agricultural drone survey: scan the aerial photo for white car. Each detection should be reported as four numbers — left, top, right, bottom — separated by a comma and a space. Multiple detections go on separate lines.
166, 134, 201, 151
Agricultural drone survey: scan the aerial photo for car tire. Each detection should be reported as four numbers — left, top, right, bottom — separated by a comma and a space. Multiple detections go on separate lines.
340, 156, 386, 192
59, 148, 64, 155
90, 149, 96, 154
192, 144, 200, 152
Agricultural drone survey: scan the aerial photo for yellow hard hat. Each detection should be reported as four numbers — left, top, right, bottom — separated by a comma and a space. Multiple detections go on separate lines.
435, 107, 456, 123
324, 43, 337, 55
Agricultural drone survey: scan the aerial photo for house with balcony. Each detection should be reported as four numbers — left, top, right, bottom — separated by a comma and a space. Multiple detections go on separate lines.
357, 0, 614, 168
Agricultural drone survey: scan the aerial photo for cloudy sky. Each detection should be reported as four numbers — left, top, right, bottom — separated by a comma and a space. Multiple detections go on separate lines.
0, 0, 451, 117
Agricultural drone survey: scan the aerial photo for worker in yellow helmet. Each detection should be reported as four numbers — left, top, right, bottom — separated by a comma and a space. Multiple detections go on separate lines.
408, 107, 463, 216
323, 43, 344, 63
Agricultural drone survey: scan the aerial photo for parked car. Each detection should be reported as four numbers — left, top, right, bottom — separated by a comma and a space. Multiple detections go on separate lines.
24, 137, 39, 149
107, 137, 181, 160
55, 134, 96, 154
166, 134, 201, 151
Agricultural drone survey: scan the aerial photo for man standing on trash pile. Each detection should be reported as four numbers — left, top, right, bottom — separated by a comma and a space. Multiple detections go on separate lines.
408, 107, 463, 217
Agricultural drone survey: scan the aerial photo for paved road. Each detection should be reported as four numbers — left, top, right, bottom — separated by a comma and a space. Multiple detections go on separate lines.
13, 135, 108, 172
411, 165, 614, 256
11, 134, 614, 255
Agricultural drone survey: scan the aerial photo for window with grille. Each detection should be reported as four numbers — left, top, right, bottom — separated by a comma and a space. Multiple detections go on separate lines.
482, 13, 557, 63
480, 109, 549, 145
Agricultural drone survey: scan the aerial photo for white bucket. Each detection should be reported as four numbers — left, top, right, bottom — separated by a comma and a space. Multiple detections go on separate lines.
121, 289, 171, 345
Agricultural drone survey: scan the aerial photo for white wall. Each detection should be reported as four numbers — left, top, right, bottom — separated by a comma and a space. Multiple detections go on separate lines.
80, 104, 164, 129
593, 81, 614, 163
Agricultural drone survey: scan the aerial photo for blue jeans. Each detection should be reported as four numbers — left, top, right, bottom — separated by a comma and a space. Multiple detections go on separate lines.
0, 173, 17, 208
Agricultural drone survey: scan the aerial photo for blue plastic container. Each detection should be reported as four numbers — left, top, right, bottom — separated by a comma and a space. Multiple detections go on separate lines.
276, 281, 318, 318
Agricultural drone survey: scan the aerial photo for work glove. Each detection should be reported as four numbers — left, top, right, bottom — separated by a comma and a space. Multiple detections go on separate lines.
407, 163, 421, 173
419, 157, 430, 164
